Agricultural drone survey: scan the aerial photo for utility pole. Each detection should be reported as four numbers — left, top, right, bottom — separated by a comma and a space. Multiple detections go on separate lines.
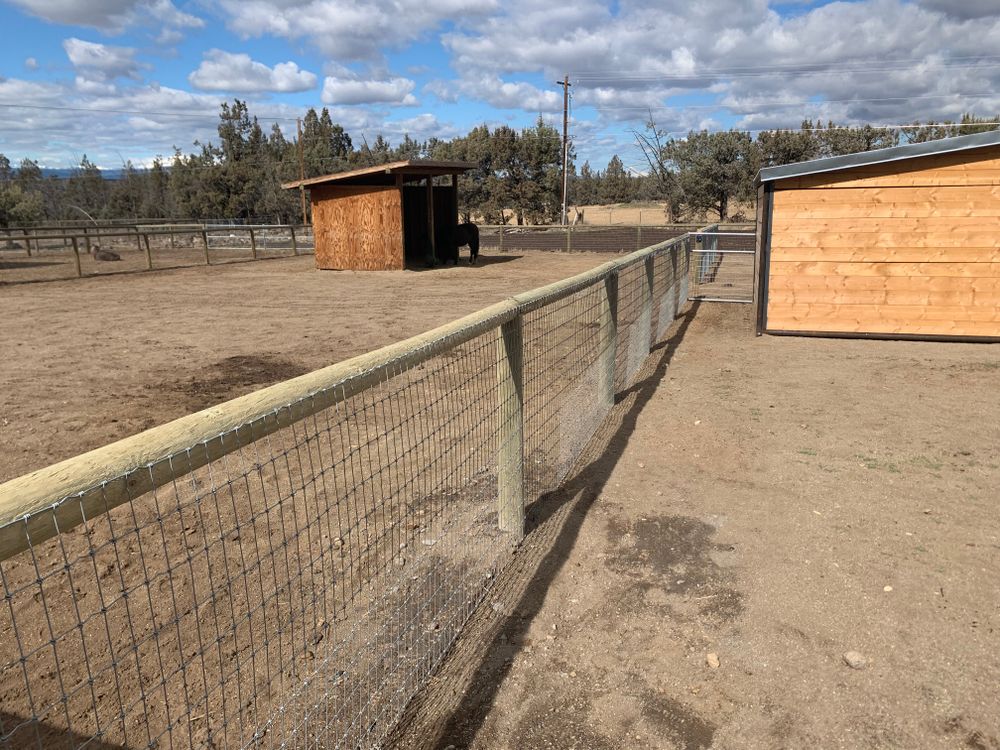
555, 75, 572, 225
296, 117, 307, 225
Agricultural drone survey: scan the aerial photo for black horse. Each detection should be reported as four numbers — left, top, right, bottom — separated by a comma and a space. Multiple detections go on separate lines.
454, 222, 479, 265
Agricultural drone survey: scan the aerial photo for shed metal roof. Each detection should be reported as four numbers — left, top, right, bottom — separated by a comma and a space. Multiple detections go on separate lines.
757, 129, 1000, 184
282, 159, 476, 190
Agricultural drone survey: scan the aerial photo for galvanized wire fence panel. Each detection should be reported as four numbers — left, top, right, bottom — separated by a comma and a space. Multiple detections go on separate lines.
0, 236, 692, 749
689, 231, 756, 303
478, 225, 698, 255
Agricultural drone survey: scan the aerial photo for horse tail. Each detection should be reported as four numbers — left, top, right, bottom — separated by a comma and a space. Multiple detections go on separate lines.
469, 224, 479, 264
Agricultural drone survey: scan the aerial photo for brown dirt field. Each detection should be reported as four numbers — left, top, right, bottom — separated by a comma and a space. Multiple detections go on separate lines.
0, 250, 609, 483
392, 302, 1000, 750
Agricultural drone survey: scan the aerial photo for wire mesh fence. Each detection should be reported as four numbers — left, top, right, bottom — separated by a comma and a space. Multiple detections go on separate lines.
478, 225, 700, 255
0, 234, 693, 749
688, 229, 757, 303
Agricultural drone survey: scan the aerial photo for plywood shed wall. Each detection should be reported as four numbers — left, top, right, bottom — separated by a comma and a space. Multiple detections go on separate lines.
758, 139, 1000, 340
311, 184, 404, 271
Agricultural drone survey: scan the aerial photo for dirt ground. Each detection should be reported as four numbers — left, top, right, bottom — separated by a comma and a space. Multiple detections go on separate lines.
0, 250, 608, 483
392, 303, 1000, 750
3, 257, 999, 750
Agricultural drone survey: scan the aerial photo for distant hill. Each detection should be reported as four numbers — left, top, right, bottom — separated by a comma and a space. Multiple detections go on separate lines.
41, 168, 126, 181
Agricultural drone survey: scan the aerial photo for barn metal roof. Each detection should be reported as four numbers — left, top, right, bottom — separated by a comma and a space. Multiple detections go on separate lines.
282, 160, 476, 189
757, 129, 1000, 184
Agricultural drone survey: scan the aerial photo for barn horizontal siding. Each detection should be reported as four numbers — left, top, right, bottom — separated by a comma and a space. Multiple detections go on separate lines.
765, 145, 1000, 338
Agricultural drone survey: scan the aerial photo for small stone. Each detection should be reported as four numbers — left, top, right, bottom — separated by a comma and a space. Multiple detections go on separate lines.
706, 653, 720, 669
883, 585, 893, 592
694, 420, 702, 426
843, 651, 867, 669
637, 462, 646, 469
332, 537, 344, 548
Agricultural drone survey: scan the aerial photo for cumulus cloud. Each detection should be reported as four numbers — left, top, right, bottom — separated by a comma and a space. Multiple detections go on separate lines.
24, 57, 38, 71
322, 75, 418, 105
8, 0, 202, 32
189, 50, 318, 92
217, 0, 496, 59
438, 0, 1000, 131
63, 38, 143, 82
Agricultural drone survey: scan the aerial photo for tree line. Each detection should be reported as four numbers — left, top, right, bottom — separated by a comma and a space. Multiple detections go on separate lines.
0, 100, 996, 228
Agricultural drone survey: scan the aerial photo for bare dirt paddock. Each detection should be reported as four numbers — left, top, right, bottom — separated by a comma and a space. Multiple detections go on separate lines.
2, 255, 999, 750
0, 251, 609, 482
391, 303, 1000, 750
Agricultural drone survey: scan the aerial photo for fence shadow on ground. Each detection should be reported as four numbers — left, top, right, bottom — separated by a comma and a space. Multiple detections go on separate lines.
388, 301, 702, 749
0, 713, 128, 750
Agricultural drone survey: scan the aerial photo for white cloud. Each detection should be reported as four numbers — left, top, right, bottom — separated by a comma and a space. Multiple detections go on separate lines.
217, 0, 496, 59
63, 38, 143, 82
322, 75, 417, 105
8, 0, 203, 32
24, 57, 38, 71
189, 50, 318, 92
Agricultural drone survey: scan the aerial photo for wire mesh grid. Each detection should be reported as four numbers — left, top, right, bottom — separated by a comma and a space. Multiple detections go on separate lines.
0, 330, 511, 750
689, 232, 755, 302
477, 225, 697, 255
521, 284, 608, 499
0, 236, 694, 749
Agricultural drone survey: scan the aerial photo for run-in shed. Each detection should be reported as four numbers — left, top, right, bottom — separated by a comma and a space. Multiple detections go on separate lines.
283, 160, 475, 270
755, 130, 1000, 340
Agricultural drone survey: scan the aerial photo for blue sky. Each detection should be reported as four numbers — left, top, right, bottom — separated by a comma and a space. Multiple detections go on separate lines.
1, 0, 999, 171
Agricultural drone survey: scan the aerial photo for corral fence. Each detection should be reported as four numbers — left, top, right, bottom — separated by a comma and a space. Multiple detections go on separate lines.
0, 224, 315, 284
479, 223, 703, 255
687, 224, 757, 303
0, 233, 705, 749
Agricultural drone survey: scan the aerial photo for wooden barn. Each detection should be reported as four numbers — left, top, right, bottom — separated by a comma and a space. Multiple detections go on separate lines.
755, 130, 1000, 340
283, 160, 475, 270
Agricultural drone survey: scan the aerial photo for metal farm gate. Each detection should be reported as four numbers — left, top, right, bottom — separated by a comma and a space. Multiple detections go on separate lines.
688, 229, 756, 303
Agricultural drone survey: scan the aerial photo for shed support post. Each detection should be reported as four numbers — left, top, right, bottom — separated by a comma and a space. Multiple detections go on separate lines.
202, 230, 210, 265
71, 237, 82, 278
290, 225, 299, 256
497, 314, 525, 539
249, 227, 257, 259
426, 177, 436, 265
143, 233, 153, 270
599, 272, 619, 408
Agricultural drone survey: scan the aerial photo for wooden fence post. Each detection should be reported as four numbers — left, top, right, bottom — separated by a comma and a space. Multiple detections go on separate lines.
134, 228, 142, 254
83, 226, 91, 256
71, 237, 82, 278
497, 314, 525, 539
21, 229, 32, 257
201, 230, 210, 265
637, 225, 642, 251
499, 227, 505, 253
290, 225, 299, 255
566, 225, 572, 253
249, 227, 258, 260
599, 272, 619, 407
142, 233, 153, 270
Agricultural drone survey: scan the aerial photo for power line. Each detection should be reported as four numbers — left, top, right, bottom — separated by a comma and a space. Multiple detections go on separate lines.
590, 92, 1000, 114
0, 101, 306, 122
570, 55, 1000, 83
